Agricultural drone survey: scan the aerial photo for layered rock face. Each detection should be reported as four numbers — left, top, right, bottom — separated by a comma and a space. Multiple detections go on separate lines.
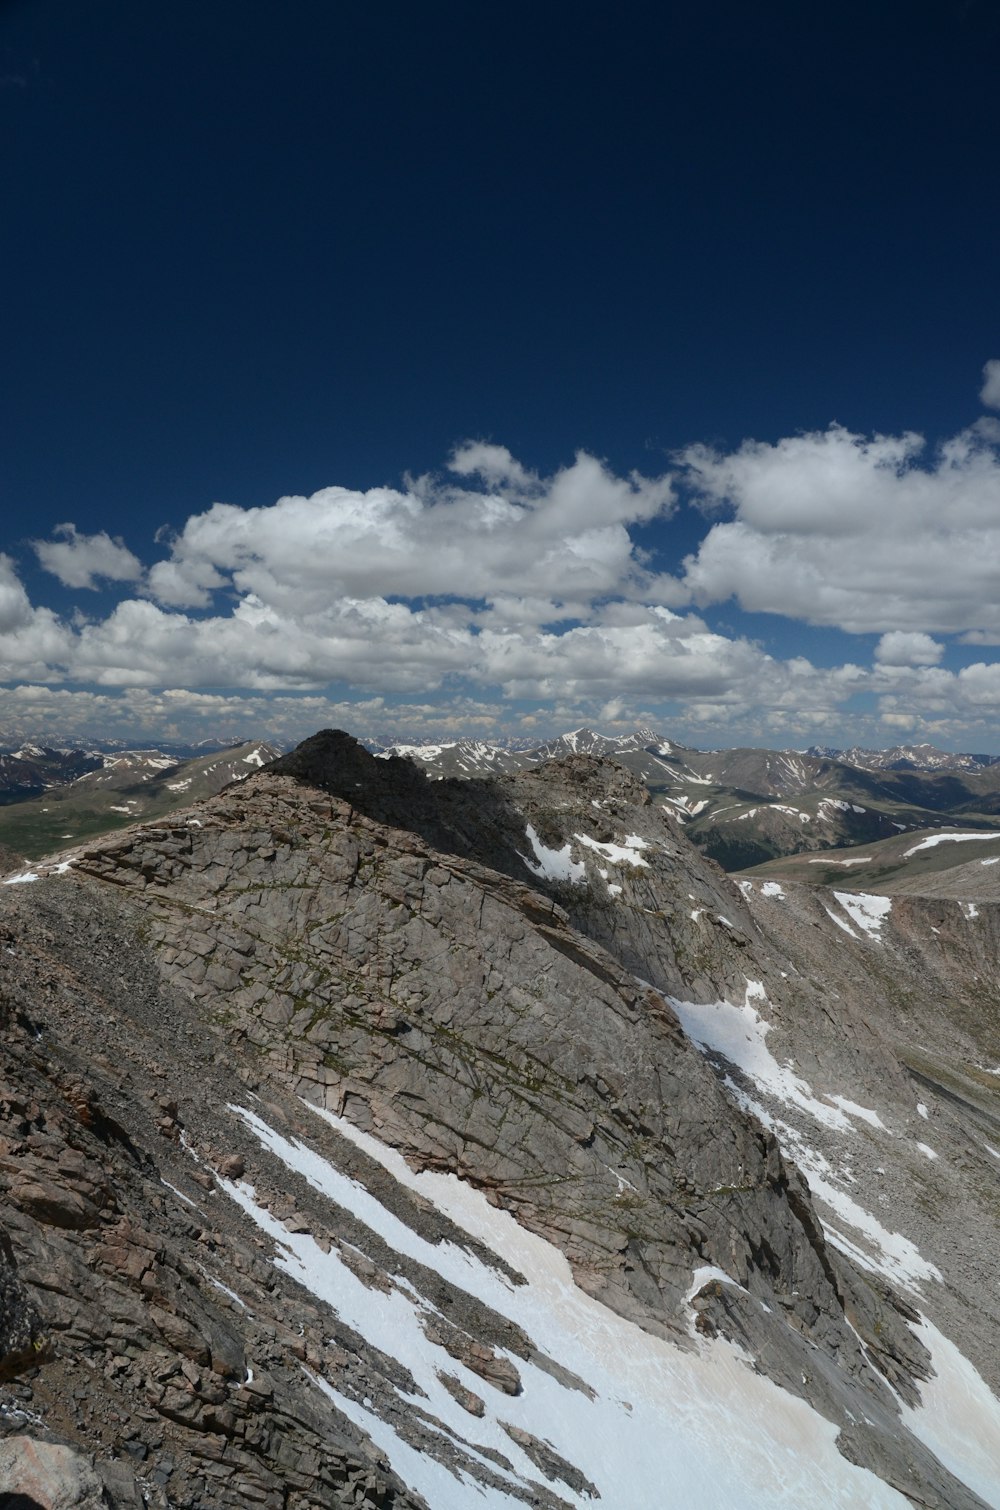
0, 731, 998, 1507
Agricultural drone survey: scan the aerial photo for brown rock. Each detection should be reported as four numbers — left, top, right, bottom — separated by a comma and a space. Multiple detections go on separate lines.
0, 1435, 114, 1508
436, 1370, 485, 1416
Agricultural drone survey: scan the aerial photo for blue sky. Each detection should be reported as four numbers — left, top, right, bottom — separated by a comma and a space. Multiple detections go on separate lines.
2, 0, 1000, 751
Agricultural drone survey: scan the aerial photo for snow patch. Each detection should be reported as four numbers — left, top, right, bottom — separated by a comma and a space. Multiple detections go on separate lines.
666, 987, 942, 1294
685, 1265, 740, 1304
827, 1096, 885, 1130
518, 825, 586, 885
574, 832, 650, 868
832, 892, 892, 941
668, 983, 855, 1132
662, 795, 708, 819
817, 1184, 943, 1290
808, 857, 873, 867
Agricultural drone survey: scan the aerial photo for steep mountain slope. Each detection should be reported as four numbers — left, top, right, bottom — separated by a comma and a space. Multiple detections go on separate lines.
1, 732, 999, 1506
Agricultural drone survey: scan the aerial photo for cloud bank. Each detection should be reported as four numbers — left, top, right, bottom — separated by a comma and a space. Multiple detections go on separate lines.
7, 381, 1000, 747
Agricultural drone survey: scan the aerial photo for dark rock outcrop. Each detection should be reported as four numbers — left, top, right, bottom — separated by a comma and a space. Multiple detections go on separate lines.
0, 1228, 47, 1384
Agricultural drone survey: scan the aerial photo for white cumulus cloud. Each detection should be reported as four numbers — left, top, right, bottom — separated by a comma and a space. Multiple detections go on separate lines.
874, 631, 944, 667
0, 554, 35, 633
34, 524, 143, 590
676, 418, 1000, 635
6, 405, 1000, 748
0, 443, 874, 741
146, 448, 676, 616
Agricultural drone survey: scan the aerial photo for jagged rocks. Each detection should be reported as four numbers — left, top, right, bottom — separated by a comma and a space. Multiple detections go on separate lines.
435, 1372, 484, 1417
420, 1319, 521, 1396
500, 1425, 599, 1500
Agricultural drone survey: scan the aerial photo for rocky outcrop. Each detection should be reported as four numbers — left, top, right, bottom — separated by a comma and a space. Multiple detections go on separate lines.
0, 1435, 111, 1509
0, 1228, 47, 1385
67, 746, 863, 1338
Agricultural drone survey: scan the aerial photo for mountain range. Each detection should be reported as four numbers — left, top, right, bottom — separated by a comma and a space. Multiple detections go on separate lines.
1, 730, 999, 1506
8, 728, 1000, 878
377, 727, 1000, 871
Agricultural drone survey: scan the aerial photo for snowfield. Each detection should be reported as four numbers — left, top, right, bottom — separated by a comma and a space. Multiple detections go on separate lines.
216, 1104, 919, 1509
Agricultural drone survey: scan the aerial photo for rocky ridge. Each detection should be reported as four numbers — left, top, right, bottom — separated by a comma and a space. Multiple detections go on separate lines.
0, 731, 998, 1506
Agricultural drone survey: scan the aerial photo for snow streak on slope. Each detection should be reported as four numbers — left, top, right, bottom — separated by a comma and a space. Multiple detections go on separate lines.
217, 1105, 911, 1510
903, 831, 999, 858
825, 906, 858, 938
668, 984, 861, 1131
663, 981, 1000, 1505
668, 983, 942, 1291
904, 1319, 1000, 1507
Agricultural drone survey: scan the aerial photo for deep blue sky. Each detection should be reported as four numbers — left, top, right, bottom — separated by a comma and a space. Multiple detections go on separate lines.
2, 0, 1000, 750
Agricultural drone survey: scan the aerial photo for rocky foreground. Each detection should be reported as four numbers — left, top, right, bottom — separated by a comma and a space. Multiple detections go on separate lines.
1, 731, 999, 1507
